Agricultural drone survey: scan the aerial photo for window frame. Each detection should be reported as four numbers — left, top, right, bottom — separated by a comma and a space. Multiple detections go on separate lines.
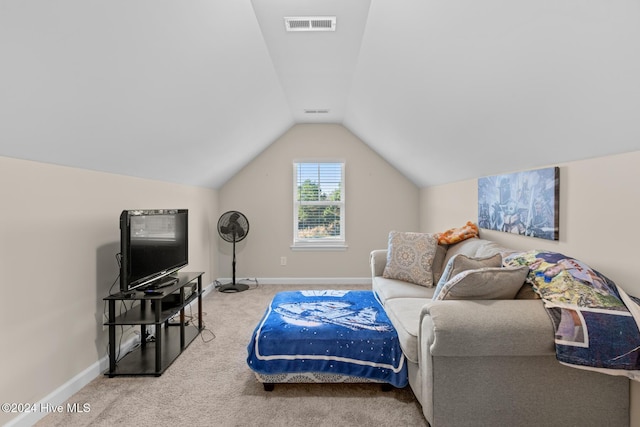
291, 160, 347, 251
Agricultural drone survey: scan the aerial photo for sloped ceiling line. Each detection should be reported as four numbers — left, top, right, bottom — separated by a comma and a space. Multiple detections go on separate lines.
1, 0, 639, 189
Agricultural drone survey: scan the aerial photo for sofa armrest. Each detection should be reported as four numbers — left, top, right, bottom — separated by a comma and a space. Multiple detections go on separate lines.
420, 299, 556, 357
370, 249, 387, 277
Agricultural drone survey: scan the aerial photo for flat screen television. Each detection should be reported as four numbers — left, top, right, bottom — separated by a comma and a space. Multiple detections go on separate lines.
119, 209, 188, 293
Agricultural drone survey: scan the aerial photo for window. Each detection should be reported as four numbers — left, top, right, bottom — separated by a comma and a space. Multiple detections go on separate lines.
292, 161, 346, 250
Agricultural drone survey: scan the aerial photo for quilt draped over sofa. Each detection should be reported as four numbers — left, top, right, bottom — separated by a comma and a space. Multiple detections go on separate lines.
505, 250, 640, 380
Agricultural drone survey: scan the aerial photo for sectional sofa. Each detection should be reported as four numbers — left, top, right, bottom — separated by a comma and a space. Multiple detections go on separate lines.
370, 235, 630, 427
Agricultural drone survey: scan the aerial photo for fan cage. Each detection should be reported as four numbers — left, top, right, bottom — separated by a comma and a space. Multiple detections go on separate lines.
217, 211, 249, 243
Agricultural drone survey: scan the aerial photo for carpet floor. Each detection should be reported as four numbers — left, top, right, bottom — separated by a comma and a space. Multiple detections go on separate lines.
35, 284, 428, 427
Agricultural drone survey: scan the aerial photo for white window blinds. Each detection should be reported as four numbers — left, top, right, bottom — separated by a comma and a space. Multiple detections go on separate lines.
293, 162, 345, 246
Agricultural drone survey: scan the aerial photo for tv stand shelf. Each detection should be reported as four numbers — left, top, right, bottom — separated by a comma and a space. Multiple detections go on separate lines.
104, 271, 204, 377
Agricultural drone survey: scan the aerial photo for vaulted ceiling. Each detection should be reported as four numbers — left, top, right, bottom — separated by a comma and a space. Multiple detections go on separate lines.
2, 1, 639, 188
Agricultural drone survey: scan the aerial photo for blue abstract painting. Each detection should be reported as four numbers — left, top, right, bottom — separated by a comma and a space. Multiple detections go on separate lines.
478, 166, 559, 240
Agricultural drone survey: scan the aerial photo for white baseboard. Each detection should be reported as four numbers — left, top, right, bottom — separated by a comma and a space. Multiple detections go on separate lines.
4, 335, 137, 427
5, 281, 216, 427
217, 277, 372, 286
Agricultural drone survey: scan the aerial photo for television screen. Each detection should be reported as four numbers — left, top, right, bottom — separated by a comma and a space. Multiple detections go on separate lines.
119, 209, 188, 293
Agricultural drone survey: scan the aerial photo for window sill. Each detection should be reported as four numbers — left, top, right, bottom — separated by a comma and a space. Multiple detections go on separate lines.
290, 242, 348, 252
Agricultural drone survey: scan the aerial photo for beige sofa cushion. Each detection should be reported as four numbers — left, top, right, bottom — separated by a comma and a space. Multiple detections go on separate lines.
373, 276, 435, 304
441, 238, 510, 267
384, 298, 431, 363
431, 244, 448, 284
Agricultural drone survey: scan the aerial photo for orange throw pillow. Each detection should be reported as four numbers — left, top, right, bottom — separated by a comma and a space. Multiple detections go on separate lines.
437, 221, 479, 245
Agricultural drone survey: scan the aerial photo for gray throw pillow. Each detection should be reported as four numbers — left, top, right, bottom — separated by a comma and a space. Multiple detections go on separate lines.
433, 266, 529, 300
383, 231, 438, 287
433, 253, 502, 299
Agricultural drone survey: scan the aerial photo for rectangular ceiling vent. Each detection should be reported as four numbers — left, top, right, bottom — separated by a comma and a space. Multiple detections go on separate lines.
304, 109, 330, 114
284, 16, 336, 32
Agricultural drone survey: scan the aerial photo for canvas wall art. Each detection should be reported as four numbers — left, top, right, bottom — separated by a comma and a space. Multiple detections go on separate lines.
478, 166, 559, 240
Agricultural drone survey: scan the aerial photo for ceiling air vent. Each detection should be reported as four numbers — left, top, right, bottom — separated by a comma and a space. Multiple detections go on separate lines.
284, 16, 336, 32
304, 109, 330, 114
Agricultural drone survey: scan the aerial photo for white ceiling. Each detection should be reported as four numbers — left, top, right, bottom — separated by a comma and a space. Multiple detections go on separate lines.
1, 0, 639, 188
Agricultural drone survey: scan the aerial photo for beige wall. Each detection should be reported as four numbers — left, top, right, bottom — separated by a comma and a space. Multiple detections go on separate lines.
218, 124, 419, 280
0, 156, 218, 426
419, 150, 640, 424
3, 141, 638, 425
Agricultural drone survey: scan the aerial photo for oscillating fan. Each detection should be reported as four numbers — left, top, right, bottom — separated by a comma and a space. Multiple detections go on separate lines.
217, 211, 250, 293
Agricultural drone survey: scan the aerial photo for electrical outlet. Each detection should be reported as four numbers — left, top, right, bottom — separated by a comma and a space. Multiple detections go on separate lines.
280, 256, 287, 266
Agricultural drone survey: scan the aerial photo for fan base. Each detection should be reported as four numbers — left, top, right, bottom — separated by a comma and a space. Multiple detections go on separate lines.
217, 283, 250, 293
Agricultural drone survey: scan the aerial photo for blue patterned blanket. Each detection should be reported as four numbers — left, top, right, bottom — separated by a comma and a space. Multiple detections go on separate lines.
247, 290, 408, 387
505, 251, 640, 380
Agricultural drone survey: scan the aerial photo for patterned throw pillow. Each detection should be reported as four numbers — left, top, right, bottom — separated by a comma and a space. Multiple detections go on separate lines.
383, 231, 438, 287
432, 253, 502, 299
433, 266, 529, 300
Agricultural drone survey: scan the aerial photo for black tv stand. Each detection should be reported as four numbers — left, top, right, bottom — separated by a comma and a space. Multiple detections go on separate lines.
104, 272, 204, 377
146, 276, 179, 290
